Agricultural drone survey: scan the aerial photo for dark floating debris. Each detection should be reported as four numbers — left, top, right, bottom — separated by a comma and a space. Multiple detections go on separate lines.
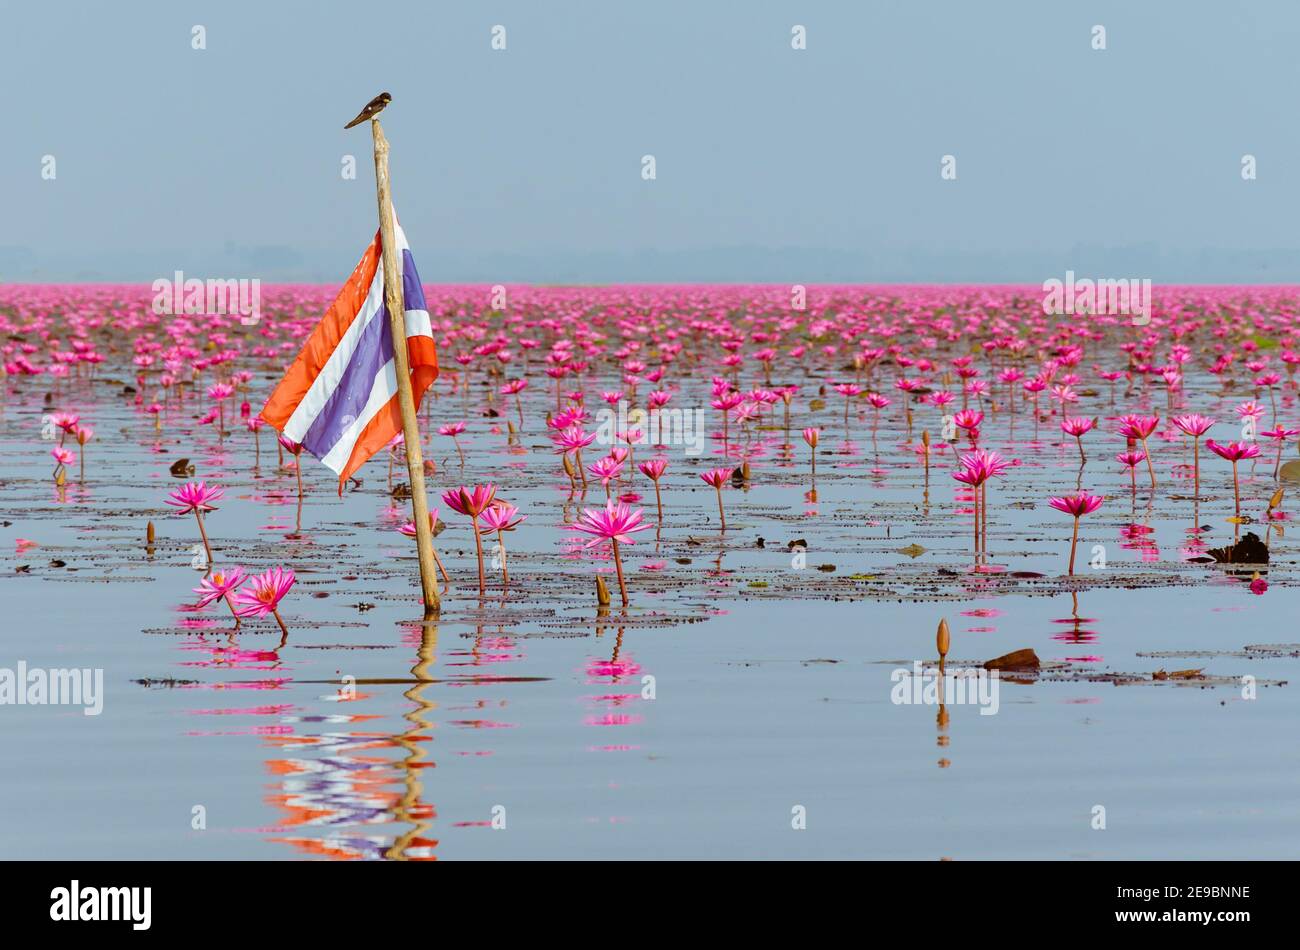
168, 458, 195, 477
1207, 531, 1268, 564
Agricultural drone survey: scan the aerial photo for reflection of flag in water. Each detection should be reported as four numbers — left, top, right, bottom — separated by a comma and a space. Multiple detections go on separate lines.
260, 219, 438, 492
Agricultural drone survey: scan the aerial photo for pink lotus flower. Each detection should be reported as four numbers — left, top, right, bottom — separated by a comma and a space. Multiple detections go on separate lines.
952, 409, 983, 431
192, 565, 248, 623
1049, 493, 1104, 518
166, 481, 224, 514
1048, 492, 1103, 575
569, 500, 653, 548
440, 421, 468, 465
1171, 414, 1216, 499
953, 449, 1012, 557
442, 484, 497, 594
1261, 425, 1300, 477
397, 512, 451, 584
167, 481, 224, 566
1060, 416, 1095, 460
700, 467, 732, 489
1206, 440, 1261, 518
638, 457, 668, 481
481, 502, 526, 586
700, 467, 734, 531
588, 455, 624, 494
1205, 439, 1261, 463
442, 484, 497, 518
1116, 450, 1147, 491
637, 457, 669, 529
1115, 414, 1159, 488
1172, 414, 1216, 437
568, 500, 653, 607
231, 566, 296, 636
397, 510, 439, 538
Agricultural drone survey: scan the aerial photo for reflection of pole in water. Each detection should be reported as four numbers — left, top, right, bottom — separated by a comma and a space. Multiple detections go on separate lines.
385, 620, 438, 861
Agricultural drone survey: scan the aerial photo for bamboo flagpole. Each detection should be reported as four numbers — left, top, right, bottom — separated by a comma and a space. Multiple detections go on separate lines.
371, 117, 441, 618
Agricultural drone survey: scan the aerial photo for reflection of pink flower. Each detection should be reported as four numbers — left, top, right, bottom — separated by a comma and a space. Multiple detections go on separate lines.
585, 656, 642, 682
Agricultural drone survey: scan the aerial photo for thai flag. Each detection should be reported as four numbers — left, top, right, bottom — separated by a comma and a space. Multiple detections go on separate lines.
260, 219, 438, 492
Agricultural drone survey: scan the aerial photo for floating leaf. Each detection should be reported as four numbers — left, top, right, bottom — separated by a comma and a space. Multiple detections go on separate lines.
1154, 668, 1204, 681
984, 648, 1040, 671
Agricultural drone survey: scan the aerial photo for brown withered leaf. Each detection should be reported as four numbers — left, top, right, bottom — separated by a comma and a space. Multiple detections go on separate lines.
984, 648, 1040, 672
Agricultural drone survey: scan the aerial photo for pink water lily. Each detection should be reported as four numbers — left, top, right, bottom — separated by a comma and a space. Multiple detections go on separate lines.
193, 565, 248, 624
637, 457, 669, 530
1172, 414, 1216, 499
442, 484, 498, 594
231, 566, 296, 637
480, 502, 526, 586
1206, 440, 1262, 518
1048, 493, 1104, 575
1116, 414, 1159, 488
700, 467, 734, 531
166, 481, 224, 567
398, 511, 451, 584
568, 500, 653, 607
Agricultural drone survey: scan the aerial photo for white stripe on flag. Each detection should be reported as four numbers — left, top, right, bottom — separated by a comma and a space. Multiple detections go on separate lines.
315, 307, 434, 474
281, 224, 424, 444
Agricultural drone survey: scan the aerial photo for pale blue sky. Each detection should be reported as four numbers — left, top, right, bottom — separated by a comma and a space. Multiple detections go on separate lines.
2, 0, 1298, 282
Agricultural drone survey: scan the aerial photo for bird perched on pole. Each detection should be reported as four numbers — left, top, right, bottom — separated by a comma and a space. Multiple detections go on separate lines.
344, 92, 392, 129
